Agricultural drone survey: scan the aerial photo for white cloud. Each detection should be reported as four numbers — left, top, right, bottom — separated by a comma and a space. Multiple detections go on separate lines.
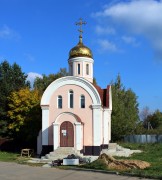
95, 25, 116, 35
93, 0, 162, 60
27, 72, 43, 88
97, 39, 118, 52
0, 25, 20, 40
121, 36, 139, 46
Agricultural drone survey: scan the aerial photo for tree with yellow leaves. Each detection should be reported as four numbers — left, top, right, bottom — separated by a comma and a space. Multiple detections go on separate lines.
7, 87, 41, 146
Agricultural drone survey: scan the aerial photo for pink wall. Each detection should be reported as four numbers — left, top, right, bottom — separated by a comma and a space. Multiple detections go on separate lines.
48, 84, 93, 146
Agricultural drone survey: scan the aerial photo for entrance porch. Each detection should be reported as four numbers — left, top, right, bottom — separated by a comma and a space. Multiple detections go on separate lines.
53, 113, 83, 151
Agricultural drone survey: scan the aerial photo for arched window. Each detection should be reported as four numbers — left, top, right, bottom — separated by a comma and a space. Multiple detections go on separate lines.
80, 95, 85, 108
86, 64, 89, 75
69, 90, 73, 108
58, 95, 62, 109
78, 64, 80, 75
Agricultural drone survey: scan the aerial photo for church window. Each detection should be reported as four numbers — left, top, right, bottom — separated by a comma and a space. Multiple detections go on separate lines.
78, 64, 80, 75
69, 90, 74, 108
80, 95, 85, 108
58, 95, 62, 109
86, 64, 89, 75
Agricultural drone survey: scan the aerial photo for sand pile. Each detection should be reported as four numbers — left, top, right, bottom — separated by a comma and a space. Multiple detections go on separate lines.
99, 153, 150, 170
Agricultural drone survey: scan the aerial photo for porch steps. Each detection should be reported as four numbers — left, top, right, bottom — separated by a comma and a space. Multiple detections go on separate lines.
101, 143, 139, 157
44, 147, 81, 161
108, 143, 117, 149
102, 143, 117, 154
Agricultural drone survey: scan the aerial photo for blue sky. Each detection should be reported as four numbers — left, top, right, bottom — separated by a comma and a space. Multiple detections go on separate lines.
0, 0, 162, 112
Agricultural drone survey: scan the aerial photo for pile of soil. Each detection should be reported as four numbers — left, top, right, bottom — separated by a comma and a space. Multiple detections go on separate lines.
99, 153, 150, 171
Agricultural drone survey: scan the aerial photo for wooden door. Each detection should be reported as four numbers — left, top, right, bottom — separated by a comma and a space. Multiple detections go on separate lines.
60, 121, 74, 147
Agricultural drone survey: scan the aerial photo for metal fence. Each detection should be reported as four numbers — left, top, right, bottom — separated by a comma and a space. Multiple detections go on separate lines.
124, 135, 162, 143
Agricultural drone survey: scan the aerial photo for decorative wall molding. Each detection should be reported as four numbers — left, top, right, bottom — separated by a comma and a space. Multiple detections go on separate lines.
68, 57, 94, 64
41, 76, 101, 106
55, 112, 82, 124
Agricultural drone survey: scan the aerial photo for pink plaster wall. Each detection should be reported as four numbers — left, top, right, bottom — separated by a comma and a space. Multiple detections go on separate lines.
48, 84, 93, 146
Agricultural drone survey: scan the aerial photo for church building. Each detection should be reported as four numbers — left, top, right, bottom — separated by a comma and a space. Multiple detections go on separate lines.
40, 19, 112, 156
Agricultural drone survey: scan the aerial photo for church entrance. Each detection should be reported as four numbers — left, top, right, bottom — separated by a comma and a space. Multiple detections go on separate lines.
60, 121, 74, 147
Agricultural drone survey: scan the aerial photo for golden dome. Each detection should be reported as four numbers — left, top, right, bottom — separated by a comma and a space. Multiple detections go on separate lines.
69, 37, 93, 59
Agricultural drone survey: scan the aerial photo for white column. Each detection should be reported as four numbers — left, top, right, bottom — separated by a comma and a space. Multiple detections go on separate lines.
75, 122, 82, 150
108, 110, 112, 142
53, 123, 59, 150
82, 61, 84, 77
103, 109, 112, 143
91, 63, 93, 80
41, 106, 49, 145
92, 104, 102, 146
68, 63, 70, 75
103, 109, 111, 144
73, 61, 76, 76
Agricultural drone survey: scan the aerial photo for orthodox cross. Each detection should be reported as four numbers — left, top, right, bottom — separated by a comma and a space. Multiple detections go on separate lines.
76, 18, 87, 37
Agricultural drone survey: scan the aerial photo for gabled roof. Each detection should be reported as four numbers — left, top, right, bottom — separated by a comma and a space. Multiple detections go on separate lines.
93, 84, 111, 108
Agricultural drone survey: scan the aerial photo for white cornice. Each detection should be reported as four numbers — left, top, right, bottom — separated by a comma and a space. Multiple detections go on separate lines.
55, 112, 81, 124
68, 57, 94, 64
41, 105, 49, 110
41, 76, 101, 106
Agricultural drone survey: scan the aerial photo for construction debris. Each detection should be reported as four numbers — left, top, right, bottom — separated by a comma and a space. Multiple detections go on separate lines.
99, 153, 150, 170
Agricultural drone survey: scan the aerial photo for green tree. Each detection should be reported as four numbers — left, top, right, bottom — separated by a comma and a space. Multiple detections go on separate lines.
93, 77, 97, 85
0, 60, 29, 137
34, 68, 68, 95
143, 110, 162, 129
111, 74, 139, 141
7, 88, 41, 145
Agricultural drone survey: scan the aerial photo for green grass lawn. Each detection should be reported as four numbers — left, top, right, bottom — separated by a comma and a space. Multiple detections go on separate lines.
0, 151, 45, 166
1, 143, 162, 179
82, 143, 162, 179
0, 151, 32, 164
0, 151, 19, 162
118, 143, 162, 178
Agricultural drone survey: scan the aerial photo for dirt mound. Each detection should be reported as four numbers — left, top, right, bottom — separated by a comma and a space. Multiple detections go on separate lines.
99, 153, 150, 170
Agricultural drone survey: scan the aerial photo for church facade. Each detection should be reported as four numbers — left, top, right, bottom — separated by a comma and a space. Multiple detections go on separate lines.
40, 23, 112, 156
